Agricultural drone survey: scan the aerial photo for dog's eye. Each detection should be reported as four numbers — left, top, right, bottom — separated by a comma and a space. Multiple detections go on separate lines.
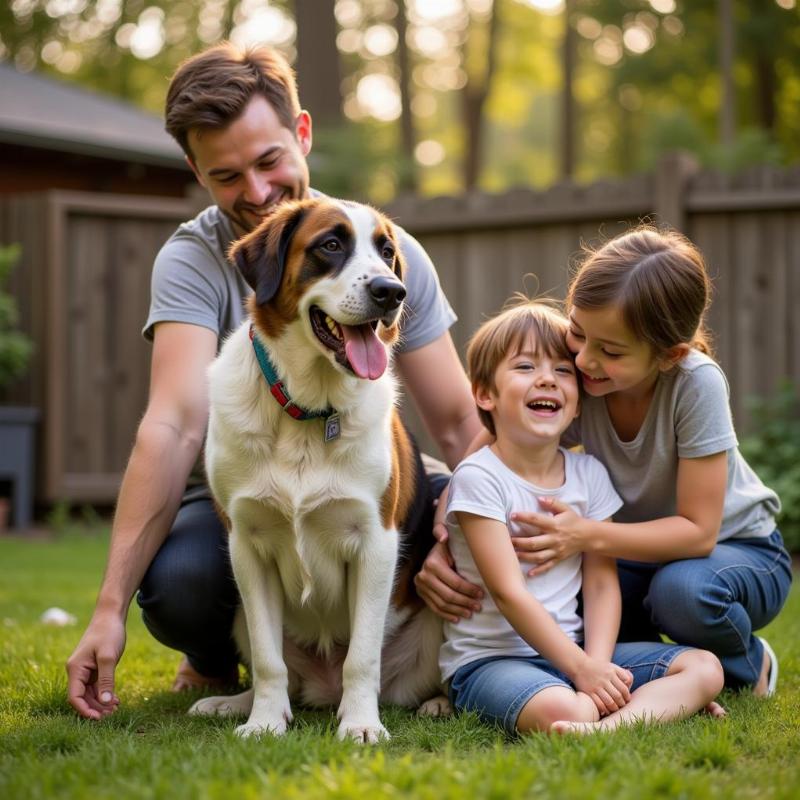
381, 245, 395, 261
321, 239, 341, 253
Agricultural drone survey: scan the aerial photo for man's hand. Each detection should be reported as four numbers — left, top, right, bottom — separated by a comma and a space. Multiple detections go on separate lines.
416, 498, 483, 623
510, 497, 587, 577
570, 655, 633, 717
66, 612, 126, 719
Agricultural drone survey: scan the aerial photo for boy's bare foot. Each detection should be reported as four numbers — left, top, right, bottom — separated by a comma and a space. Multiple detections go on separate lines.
703, 701, 726, 718
171, 656, 239, 692
752, 638, 776, 697
550, 720, 597, 736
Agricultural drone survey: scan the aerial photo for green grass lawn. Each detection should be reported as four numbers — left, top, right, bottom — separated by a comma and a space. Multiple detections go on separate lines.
1, 530, 799, 800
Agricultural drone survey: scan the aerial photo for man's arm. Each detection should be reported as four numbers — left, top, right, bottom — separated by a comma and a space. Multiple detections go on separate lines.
396, 332, 487, 618
66, 322, 217, 719
395, 331, 481, 469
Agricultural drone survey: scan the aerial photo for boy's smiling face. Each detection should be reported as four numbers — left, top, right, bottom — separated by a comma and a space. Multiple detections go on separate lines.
476, 334, 580, 446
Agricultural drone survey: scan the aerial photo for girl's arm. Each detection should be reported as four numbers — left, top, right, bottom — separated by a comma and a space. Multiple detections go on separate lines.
513, 451, 727, 571
457, 511, 632, 714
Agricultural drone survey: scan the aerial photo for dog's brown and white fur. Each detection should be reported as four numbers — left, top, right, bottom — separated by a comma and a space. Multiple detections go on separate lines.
189, 198, 445, 741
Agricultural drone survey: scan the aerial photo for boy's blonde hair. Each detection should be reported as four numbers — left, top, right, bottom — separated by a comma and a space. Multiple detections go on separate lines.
466, 297, 572, 436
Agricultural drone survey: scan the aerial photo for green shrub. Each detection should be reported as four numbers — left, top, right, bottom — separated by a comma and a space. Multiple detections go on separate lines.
0, 243, 33, 389
739, 381, 800, 552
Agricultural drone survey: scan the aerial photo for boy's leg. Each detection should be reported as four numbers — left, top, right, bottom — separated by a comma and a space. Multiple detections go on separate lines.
517, 686, 598, 734
644, 531, 792, 689
137, 492, 240, 685
552, 643, 724, 735
449, 655, 595, 736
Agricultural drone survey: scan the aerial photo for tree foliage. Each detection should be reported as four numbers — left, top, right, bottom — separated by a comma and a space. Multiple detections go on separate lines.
1, 0, 798, 201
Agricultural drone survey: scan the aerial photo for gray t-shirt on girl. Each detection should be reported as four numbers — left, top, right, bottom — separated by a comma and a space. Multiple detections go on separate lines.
564, 349, 780, 541
143, 200, 457, 351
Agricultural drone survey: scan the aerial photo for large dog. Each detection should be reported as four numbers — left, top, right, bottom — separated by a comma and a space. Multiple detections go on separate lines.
189, 197, 445, 741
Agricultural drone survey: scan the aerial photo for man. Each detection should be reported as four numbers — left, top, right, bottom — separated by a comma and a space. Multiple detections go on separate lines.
66, 42, 483, 719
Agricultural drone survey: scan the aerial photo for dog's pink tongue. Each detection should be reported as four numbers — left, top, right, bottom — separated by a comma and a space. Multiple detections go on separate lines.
341, 324, 387, 380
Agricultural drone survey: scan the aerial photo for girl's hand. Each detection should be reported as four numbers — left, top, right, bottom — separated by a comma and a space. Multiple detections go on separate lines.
510, 497, 587, 576
570, 656, 633, 716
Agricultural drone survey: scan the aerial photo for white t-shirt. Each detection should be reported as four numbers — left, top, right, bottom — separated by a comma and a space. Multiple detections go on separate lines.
440, 446, 623, 681
563, 350, 780, 541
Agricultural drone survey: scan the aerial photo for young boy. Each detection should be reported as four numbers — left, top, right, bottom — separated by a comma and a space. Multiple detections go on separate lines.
442, 298, 724, 735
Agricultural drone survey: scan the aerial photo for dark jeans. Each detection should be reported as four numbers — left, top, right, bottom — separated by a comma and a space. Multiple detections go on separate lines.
137, 463, 450, 678
617, 530, 793, 689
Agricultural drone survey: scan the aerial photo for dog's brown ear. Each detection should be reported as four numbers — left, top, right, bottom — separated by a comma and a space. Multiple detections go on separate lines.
230, 204, 307, 306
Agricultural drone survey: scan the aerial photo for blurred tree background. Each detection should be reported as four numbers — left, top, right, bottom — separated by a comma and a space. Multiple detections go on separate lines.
1, 0, 798, 203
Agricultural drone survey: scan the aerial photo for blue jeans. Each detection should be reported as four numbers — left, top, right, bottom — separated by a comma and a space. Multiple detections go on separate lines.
617, 530, 792, 689
449, 640, 690, 736
136, 455, 450, 677
137, 490, 240, 677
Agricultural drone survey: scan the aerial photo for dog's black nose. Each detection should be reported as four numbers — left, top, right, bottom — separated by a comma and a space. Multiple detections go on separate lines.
368, 276, 406, 312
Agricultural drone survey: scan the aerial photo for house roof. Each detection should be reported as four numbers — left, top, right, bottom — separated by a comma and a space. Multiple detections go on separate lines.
0, 62, 189, 170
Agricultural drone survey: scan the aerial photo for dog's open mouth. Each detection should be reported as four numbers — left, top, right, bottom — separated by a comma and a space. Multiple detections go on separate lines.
310, 305, 387, 380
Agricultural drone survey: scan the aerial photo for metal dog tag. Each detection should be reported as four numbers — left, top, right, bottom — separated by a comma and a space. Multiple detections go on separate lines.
324, 413, 341, 442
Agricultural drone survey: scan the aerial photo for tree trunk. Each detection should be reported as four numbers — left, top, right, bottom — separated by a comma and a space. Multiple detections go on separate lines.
294, 0, 343, 126
560, 0, 576, 179
718, 0, 735, 146
462, 2, 500, 191
396, 1, 417, 193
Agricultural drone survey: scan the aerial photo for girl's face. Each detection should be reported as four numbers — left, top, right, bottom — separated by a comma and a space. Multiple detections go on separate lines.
477, 334, 580, 445
566, 305, 663, 400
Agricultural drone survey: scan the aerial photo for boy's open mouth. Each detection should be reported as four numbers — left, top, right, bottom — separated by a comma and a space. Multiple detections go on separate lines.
527, 398, 563, 414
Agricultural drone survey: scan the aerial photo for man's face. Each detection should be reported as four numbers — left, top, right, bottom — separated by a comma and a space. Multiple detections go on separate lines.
187, 95, 312, 237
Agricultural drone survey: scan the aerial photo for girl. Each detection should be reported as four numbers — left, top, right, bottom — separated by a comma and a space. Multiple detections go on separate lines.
442, 299, 723, 735
424, 227, 791, 695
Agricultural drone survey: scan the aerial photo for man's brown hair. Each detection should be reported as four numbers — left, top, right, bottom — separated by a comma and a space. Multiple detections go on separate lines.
466, 297, 572, 437
165, 42, 302, 161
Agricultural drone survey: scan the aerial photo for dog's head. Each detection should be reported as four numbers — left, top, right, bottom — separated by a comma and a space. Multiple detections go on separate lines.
230, 198, 407, 381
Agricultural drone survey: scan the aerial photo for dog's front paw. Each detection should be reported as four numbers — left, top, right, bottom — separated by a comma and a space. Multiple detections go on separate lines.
234, 692, 294, 738
416, 694, 452, 718
234, 713, 290, 738
188, 688, 254, 718
336, 718, 390, 744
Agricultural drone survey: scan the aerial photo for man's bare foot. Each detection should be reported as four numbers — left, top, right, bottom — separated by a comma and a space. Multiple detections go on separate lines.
171, 656, 239, 692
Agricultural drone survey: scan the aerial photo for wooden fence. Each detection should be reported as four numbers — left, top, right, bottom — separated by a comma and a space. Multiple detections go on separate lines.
1, 154, 798, 503
388, 154, 800, 456
0, 191, 196, 503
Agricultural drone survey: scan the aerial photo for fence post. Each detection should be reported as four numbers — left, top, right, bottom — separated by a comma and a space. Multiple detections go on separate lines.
654, 151, 699, 232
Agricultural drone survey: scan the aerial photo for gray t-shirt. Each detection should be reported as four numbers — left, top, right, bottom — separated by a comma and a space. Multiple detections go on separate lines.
143, 199, 457, 351
441, 446, 622, 680
563, 350, 780, 541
